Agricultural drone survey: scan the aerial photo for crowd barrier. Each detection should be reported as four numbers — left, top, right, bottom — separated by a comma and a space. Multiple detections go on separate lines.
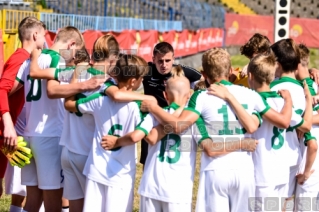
225, 13, 319, 48
45, 28, 224, 62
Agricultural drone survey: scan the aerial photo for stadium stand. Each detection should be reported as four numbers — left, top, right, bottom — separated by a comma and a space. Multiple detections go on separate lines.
41, 0, 225, 30
198, 0, 319, 19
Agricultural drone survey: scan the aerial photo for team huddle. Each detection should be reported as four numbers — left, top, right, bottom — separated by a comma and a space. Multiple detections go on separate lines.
0, 16, 319, 212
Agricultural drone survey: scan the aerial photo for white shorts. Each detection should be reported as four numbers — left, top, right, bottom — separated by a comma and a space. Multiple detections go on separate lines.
195, 169, 255, 212
139, 196, 191, 212
254, 184, 287, 212
4, 162, 26, 196
280, 165, 299, 211
61, 147, 87, 200
83, 179, 133, 212
21, 136, 63, 190
295, 185, 319, 212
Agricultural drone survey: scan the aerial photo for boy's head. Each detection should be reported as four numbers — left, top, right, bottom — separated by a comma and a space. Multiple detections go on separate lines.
240, 33, 271, 59
202, 48, 231, 84
112, 54, 148, 91
55, 26, 84, 61
92, 34, 120, 73
247, 50, 276, 89
194, 80, 207, 91
271, 38, 300, 74
164, 65, 191, 105
74, 46, 90, 65
152, 42, 175, 75
295, 43, 310, 80
18, 17, 46, 49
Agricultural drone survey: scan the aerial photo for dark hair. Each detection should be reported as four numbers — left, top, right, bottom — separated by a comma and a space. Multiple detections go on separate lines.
74, 47, 90, 65
240, 33, 271, 59
153, 42, 174, 56
110, 54, 149, 83
271, 38, 300, 72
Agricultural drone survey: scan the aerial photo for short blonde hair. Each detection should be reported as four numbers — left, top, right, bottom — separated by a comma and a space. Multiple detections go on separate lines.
202, 48, 231, 82
18, 17, 46, 42
92, 34, 119, 62
55, 26, 84, 47
247, 51, 276, 84
298, 43, 310, 67
170, 65, 185, 78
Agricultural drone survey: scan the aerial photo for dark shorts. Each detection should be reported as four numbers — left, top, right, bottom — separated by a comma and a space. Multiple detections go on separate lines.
140, 139, 148, 165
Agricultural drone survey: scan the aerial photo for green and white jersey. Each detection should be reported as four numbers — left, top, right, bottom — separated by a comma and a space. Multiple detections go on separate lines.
185, 80, 270, 172
270, 77, 305, 166
54, 66, 107, 84
253, 91, 304, 186
78, 94, 144, 188
136, 103, 197, 204
16, 49, 66, 137
59, 67, 115, 156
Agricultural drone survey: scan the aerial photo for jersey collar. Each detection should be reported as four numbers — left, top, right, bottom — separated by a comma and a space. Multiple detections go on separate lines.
218, 79, 232, 86
169, 102, 180, 110
258, 91, 281, 99
301, 77, 316, 96
270, 76, 302, 88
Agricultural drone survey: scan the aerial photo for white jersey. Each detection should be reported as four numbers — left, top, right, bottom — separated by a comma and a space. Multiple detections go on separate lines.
15, 105, 26, 136
270, 77, 305, 166
57, 67, 114, 155
253, 91, 304, 186
186, 80, 270, 172
137, 103, 197, 204
16, 49, 66, 137
77, 94, 144, 188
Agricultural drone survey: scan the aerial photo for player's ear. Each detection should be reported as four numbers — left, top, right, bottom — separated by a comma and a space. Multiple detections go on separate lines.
130, 78, 136, 88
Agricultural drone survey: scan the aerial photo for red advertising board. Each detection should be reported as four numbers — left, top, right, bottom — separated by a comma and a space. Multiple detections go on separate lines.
225, 13, 274, 46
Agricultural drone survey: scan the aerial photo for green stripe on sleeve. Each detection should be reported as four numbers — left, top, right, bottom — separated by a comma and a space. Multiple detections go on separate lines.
135, 127, 149, 136
195, 116, 210, 145
16, 77, 24, 85
184, 107, 201, 116
304, 132, 316, 146
259, 105, 270, 117
252, 112, 262, 128
75, 92, 104, 113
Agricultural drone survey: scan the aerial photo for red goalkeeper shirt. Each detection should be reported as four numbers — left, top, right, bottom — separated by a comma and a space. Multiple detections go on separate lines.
0, 48, 30, 137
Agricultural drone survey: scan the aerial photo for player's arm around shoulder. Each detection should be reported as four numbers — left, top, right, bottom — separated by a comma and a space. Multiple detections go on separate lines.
262, 90, 292, 129
29, 49, 56, 80
101, 112, 157, 150
206, 84, 259, 133
199, 137, 258, 157
47, 68, 105, 99
296, 81, 313, 132
104, 85, 157, 103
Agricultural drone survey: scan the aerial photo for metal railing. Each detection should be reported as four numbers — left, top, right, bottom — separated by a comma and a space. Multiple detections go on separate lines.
1, 9, 40, 32
40, 13, 182, 32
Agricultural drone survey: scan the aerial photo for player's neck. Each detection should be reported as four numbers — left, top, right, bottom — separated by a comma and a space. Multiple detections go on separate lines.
213, 77, 229, 84
168, 97, 186, 108
117, 83, 132, 91
280, 71, 296, 79
21, 41, 36, 54
50, 43, 68, 54
254, 83, 271, 93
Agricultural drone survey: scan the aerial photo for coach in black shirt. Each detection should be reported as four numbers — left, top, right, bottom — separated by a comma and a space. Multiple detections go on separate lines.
140, 42, 203, 165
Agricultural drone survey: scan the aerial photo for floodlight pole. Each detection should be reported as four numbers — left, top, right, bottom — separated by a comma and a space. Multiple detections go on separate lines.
274, 0, 291, 42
